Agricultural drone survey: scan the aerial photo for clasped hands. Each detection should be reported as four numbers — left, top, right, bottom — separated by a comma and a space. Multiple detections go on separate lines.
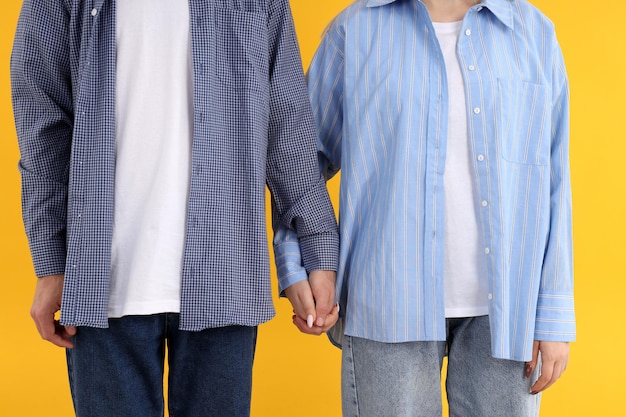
283, 270, 339, 335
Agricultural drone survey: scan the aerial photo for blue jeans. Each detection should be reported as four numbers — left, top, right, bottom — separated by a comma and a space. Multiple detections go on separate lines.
342, 316, 541, 417
66, 314, 257, 417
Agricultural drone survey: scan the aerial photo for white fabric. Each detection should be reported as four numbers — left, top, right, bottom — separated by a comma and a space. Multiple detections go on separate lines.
109, 0, 192, 317
434, 21, 489, 318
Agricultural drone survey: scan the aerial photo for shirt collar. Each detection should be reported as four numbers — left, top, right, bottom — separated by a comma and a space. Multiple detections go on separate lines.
364, 0, 514, 30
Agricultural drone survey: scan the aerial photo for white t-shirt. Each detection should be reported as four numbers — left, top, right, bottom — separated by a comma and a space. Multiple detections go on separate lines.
434, 21, 489, 318
109, 0, 193, 317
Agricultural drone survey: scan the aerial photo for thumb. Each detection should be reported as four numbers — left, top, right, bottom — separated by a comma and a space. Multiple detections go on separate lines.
309, 270, 336, 327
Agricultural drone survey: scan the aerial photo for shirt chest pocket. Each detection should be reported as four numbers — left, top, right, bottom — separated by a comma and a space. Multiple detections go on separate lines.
497, 79, 551, 166
214, 7, 269, 90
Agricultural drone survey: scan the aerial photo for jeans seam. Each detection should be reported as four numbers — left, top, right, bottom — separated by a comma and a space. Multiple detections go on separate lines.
344, 336, 360, 417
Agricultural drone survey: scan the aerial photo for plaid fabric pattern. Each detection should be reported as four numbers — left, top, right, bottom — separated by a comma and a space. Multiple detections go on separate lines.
11, 0, 339, 330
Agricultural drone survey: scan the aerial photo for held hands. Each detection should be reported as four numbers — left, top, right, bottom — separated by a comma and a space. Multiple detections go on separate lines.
30, 274, 76, 348
284, 270, 339, 335
526, 340, 570, 394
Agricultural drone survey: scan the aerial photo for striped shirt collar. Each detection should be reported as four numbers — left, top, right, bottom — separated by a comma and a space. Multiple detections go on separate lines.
364, 0, 514, 30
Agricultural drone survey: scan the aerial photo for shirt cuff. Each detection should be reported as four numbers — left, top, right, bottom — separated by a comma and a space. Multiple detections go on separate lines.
274, 240, 308, 293
299, 232, 339, 274
533, 292, 576, 342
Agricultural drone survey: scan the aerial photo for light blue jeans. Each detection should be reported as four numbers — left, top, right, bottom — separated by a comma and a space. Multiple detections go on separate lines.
342, 316, 541, 417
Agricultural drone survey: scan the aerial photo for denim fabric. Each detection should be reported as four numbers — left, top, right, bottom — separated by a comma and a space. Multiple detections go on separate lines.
342, 316, 541, 417
66, 314, 257, 417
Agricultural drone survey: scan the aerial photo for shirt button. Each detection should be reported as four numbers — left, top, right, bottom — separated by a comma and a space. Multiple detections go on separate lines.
477, 154, 485, 161
91, 8, 98, 16
473, 107, 481, 114
468, 65, 476, 71
481, 200, 488, 207
488, 293, 493, 300
485, 248, 491, 254
465, 29, 472, 36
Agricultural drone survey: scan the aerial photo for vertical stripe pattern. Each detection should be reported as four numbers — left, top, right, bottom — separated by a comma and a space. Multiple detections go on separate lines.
276, 0, 575, 360
275, 0, 574, 362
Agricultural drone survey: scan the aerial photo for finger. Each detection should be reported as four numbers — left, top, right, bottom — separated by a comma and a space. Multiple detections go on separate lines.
30, 301, 74, 349
525, 341, 540, 378
284, 281, 317, 328
65, 325, 78, 337
55, 323, 76, 349
531, 359, 566, 394
530, 359, 554, 394
292, 303, 340, 335
292, 315, 324, 336
30, 274, 69, 348
60, 325, 77, 347
318, 303, 340, 332
39, 320, 74, 349
31, 308, 56, 342
32, 314, 74, 348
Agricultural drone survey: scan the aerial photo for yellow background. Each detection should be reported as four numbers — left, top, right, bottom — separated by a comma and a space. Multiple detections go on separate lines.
1, 0, 624, 415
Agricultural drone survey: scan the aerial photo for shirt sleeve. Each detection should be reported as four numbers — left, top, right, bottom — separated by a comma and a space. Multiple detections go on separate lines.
265, 0, 339, 278
272, 15, 345, 292
11, 0, 73, 278
534, 39, 576, 342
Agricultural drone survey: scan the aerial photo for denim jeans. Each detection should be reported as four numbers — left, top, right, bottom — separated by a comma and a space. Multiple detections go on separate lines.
66, 314, 257, 417
342, 316, 541, 417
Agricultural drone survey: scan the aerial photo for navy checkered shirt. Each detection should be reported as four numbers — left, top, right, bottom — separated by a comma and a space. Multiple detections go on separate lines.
11, 0, 339, 330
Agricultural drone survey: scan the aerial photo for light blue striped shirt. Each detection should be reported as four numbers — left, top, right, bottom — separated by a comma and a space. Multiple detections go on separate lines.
274, 0, 574, 361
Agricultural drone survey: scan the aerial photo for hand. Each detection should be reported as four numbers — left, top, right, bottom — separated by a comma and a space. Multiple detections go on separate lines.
308, 270, 336, 327
292, 302, 339, 335
283, 270, 338, 335
526, 341, 570, 394
30, 274, 76, 348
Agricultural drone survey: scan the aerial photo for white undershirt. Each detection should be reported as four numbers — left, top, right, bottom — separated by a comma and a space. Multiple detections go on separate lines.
109, 0, 193, 318
434, 21, 489, 318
